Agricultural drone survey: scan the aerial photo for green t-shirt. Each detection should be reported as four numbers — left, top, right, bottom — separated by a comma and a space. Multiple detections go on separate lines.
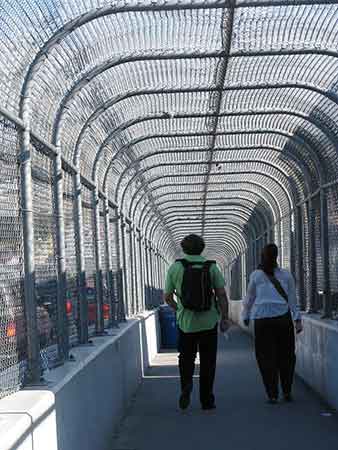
164, 254, 226, 333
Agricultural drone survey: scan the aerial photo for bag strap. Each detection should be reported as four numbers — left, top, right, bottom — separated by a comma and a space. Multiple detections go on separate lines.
175, 259, 216, 269
265, 272, 288, 303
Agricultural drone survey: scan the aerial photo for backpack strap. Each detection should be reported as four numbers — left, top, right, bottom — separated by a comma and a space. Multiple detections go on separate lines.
175, 258, 190, 268
265, 273, 289, 303
175, 259, 216, 269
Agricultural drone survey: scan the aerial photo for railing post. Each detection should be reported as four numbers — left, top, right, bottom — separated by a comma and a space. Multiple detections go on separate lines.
296, 204, 306, 311
143, 237, 150, 308
92, 189, 104, 334
137, 231, 145, 311
127, 223, 136, 315
307, 198, 318, 312
120, 215, 129, 318
148, 241, 154, 306
320, 187, 331, 318
145, 239, 151, 307
53, 151, 69, 361
73, 172, 88, 344
289, 212, 296, 275
104, 197, 117, 327
20, 126, 41, 384
112, 210, 125, 322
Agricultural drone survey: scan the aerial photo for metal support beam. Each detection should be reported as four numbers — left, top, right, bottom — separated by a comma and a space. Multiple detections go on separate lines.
128, 224, 136, 315
320, 187, 332, 318
295, 205, 306, 311
92, 189, 104, 334
120, 215, 129, 318
112, 211, 125, 322
73, 173, 89, 343
53, 151, 69, 361
20, 126, 41, 384
104, 197, 117, 327
306, 198, 318, 312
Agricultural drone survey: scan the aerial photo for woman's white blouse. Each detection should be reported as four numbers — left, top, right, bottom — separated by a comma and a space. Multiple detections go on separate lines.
241, 268, 301, 321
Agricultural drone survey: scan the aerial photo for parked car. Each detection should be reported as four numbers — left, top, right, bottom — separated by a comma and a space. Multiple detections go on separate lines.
0, 277, 53, 372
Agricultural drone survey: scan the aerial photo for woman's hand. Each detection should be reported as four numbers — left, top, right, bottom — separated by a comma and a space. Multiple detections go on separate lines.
295, 320, 303, 334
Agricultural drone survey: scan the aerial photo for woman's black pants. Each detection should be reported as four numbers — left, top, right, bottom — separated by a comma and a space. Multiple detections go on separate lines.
178, 325, 218, 407
254, 312, 296, 399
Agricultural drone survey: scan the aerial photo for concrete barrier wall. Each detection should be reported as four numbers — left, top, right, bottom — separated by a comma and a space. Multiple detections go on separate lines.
229, 300, 338, 410
0, 310, 160, 450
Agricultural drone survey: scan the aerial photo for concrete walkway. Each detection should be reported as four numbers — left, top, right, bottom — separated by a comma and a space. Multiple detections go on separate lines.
112, 327, 338, 450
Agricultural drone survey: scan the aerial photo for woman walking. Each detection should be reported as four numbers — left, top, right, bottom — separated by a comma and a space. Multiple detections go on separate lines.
242, 243, 303, 404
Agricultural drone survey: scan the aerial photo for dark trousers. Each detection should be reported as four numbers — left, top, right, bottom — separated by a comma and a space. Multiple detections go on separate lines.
178, 325, 218, 407
254, 311, 296, 399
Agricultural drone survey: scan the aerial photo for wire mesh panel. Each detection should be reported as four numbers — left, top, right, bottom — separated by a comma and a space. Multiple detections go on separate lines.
109, 207, 122, 323
230, 256, 242, 301
302, 202, 311, 311
81, 185, 97, 336
280, 214, 291, 272
99, 198, 110, 328
312, 193, 324, 312
63, 170, 79, 345
124, 225, 134, 316
0, 116, 26, 399
326, 185, 338, 319
31, 138, 57, 367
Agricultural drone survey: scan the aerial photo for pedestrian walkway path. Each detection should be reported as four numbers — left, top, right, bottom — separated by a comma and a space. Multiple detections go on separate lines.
112, 327, 338, 450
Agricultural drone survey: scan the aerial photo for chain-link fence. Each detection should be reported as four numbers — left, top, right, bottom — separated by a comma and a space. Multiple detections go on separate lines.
1, 0, 337, 405
0, 117, 26, 399
0, 111, 165, 401
228, 184, 338, 321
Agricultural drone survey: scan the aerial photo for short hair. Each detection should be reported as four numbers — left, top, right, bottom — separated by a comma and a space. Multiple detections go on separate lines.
180, 234, 205, 255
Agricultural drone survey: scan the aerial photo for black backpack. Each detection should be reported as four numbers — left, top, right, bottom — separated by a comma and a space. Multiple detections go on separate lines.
175, 259, 215, 312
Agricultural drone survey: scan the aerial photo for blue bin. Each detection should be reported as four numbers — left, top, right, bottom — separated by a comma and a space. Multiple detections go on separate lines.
159, 306, 178, 349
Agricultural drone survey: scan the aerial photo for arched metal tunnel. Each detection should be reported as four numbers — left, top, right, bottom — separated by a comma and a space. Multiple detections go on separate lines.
0, 0, 338, 397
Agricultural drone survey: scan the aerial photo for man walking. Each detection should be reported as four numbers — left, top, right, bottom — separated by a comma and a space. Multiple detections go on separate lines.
164, 234, 230, 411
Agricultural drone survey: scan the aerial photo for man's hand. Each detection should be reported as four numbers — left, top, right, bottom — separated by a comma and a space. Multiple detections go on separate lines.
164, 293, 178, 311
243, 319, 250, 327
220, 318, 231, 333
295, 320, 303, 334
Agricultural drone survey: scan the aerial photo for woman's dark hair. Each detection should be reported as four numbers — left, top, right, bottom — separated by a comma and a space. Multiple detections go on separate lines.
258, 243, 279, 275
180, 234, 205, 255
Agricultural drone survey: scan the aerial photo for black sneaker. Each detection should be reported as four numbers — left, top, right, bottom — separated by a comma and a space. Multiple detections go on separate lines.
179, 392, 191, 410
266, 398, 278, 405
283, 394, 294, 403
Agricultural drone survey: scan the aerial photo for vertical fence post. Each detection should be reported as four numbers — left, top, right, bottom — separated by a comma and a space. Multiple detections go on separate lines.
144, 238, 150, 308
104, 197, 117, 328
153, 248, 158, 304
320, 187, 331, 318
53, 152, 69, 361
146, 240, 152, 307
137, 230, 145, 311
92, 189, 104, 334
276, 220, 282, 257
112, 209, 125, 322
73, 173, 88, 344
159, 254, 164, 291
120, 215, 129, 318
148, 241, 154, 306
127, 223, 135, 315
241, 252, 246, 298
20, 126, 41, 384
307, 198, 318, 312
296, 204, 306, 310
289, 212, 296, 276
